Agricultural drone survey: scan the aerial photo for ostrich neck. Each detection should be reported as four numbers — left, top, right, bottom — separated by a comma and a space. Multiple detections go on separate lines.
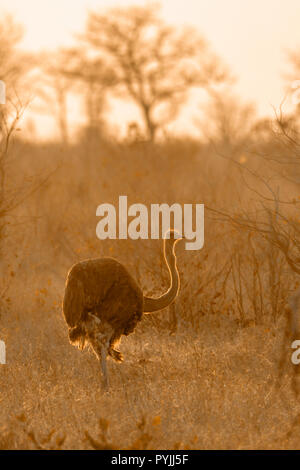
143, 243, 180, 313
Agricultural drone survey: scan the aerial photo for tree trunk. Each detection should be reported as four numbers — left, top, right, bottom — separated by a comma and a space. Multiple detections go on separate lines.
142, 103, 157, 141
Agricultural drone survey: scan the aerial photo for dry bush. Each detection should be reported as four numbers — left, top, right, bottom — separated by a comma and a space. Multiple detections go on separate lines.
0, 129, 300, 449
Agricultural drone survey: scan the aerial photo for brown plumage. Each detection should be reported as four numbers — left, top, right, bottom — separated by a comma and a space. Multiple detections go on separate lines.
62, 230, 183, 388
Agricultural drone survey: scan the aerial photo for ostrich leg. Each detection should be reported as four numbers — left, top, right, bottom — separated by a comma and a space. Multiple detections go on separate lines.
86, 313, 113, 389
100, 345, 109, 389
88, 335, 110, 389
108, 333, 124, 362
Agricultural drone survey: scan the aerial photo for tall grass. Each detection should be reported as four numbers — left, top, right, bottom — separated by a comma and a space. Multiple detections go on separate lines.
0, 132, 299, 449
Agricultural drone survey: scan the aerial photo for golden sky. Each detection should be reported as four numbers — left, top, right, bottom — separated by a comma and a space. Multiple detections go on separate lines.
1, 0, 300, 138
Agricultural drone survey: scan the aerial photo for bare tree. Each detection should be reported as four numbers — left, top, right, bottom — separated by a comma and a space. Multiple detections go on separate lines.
207, 112, 300, 398
0, 15, 33, 130
199, 89, 257, 157
82, 4, 229, 141
0, 101, 22, 226
37, 47, 116, 143
36, 49, 74, 144
0, 16, 37, 245
61, 47, 117, 138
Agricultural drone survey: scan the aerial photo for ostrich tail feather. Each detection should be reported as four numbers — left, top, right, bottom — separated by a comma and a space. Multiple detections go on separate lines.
69, 325, 86, 350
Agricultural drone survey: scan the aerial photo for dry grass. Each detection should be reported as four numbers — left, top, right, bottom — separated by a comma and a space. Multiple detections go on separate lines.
0, 136, 299, 449
1, 312, 299, 449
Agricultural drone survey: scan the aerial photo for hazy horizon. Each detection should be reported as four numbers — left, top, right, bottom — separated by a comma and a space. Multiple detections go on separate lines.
1, 0, 300, 138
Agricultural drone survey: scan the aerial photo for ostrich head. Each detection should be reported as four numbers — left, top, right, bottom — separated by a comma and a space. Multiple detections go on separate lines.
163, 229, 184, 257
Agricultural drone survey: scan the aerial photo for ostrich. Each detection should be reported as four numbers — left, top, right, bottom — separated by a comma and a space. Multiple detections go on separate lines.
62, 230, 184, 388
